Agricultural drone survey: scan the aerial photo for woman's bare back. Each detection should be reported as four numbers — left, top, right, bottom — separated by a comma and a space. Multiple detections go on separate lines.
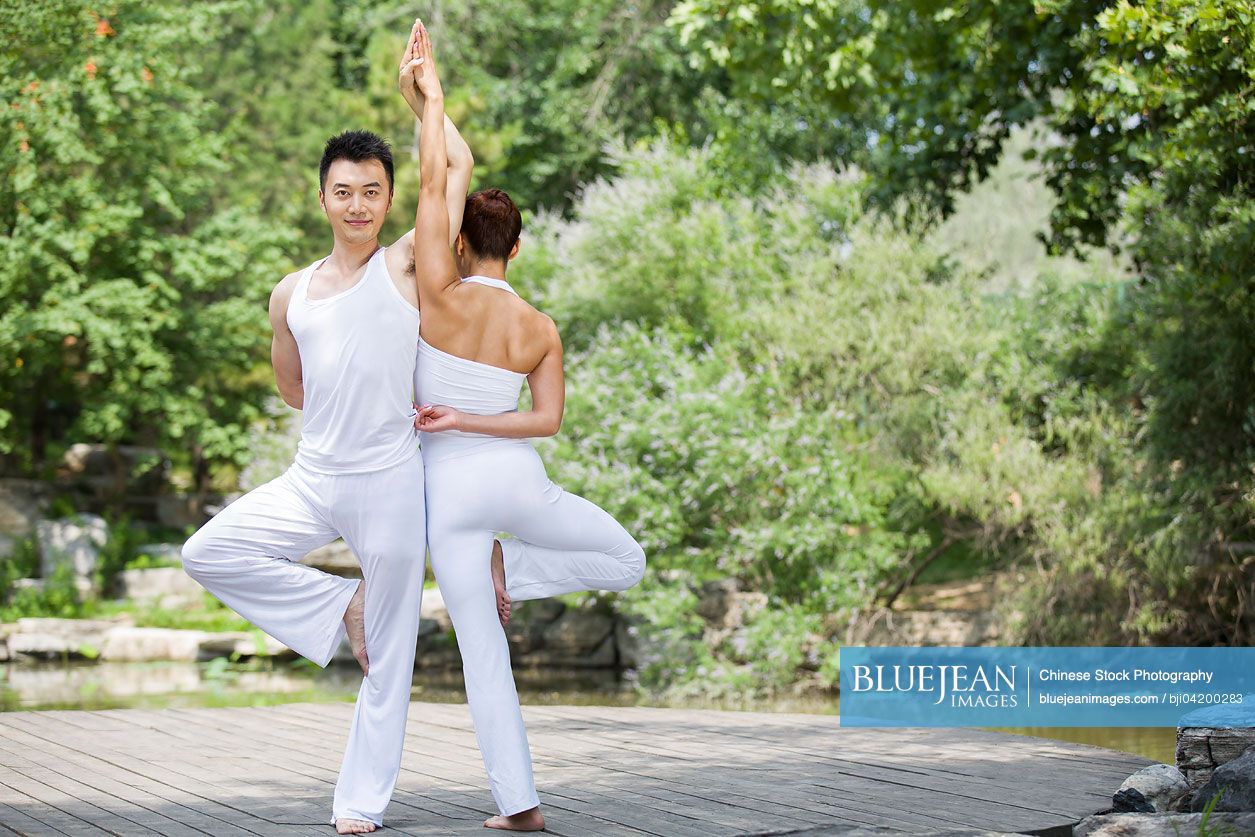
419, 279, 554, 375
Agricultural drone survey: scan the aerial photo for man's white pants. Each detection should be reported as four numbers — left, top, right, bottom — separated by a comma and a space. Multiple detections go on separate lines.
425, 443, 645, 815
182, 453, 426, 826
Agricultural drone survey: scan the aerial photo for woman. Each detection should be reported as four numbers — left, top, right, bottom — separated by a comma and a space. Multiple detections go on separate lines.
401, 22, 646, 832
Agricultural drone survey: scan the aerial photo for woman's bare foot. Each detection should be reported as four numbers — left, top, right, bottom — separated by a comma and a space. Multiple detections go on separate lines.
343, 581, 369, 675
491, 539, 511, 627
335, 817, 376, 834
484, 806, 544, 831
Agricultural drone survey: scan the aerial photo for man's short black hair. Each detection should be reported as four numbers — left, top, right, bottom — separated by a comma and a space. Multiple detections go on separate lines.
319, 130, 394, 192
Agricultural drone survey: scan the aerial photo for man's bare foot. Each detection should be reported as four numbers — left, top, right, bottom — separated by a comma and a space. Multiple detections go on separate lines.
344, 581, 369, 675
484, 806, 544, 831
491, 539, 511, 627
335, 817, 376, 834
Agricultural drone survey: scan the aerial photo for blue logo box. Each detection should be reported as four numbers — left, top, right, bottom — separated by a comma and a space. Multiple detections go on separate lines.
839, 647, 1255, 727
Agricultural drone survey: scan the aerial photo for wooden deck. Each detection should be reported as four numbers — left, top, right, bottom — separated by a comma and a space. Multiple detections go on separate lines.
0, 702, 1149, 836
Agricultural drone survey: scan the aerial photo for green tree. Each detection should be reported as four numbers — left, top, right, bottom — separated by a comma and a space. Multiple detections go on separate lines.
0, 1, 294, 485
674, 0, 1255, 639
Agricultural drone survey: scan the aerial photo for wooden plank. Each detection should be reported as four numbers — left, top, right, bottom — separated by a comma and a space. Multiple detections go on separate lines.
0, 746, 208, 837
524, 705, 1136, 817
0, 701, 1149, 836
1, 714, 273, 835
0, 802, 68, 837
0, 778, 114, 837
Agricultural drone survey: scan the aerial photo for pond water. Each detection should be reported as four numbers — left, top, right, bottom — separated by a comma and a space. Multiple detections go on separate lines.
0, 660, 1175, 763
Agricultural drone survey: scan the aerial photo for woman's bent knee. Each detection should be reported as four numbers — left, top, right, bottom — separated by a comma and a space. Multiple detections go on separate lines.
615, 540, 646, 591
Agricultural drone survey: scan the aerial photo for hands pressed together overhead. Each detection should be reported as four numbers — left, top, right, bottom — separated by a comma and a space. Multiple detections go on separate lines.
398, 18, 443, 116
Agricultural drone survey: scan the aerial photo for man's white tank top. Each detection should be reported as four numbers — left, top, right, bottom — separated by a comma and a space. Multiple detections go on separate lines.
286, 248, 419, 475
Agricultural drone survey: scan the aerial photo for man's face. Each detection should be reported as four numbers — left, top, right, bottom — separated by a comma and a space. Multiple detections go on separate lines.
320, 159, 392, 243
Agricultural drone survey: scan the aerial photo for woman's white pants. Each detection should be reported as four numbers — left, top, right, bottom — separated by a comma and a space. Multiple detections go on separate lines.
181, 453, 426, 827
424, 443, 645, 815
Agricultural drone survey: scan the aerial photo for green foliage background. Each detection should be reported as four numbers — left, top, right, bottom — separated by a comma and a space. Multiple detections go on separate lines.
2, 0, 1251, 694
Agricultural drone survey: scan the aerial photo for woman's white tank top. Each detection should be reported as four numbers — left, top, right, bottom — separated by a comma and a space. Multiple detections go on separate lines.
414, 276, 532, 464
286, 248, 420, 474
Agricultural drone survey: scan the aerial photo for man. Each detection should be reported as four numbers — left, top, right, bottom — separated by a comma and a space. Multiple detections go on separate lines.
181, 19, 473, 835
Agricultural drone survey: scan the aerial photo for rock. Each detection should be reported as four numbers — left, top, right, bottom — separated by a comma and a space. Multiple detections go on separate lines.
516, 598, 565, 624
1074, 812, 1255, 836
0, 479, 48, 536
98, 627, 292, 662
36, 514, 108, 582
136, 543, 184, 564
213, 632, 292, 660
0, 533, 14, 559
506, 599, 566, 655
724, 627, 752, 663
61, 443, 168, 494
615, 617, 640, 669
1112, 788, 1155, 813
695, 578, 740, 628
1116, 764, 1190, 813
529, 632, 617, 668
116, 567, 206, 607
99, 627, 205, 661
858, 608, 1004, 646
155, 494, 211, 529
8, 616, 129, 658
1177, 700, 1255, 789
300, 540, 362, 578
539, 610, 615, 664
1190, 743, 1255, 812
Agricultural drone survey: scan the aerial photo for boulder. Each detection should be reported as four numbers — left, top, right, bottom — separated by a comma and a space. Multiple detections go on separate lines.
8, 616, 129, 658
530, 632, 617, 668
536, 611, 615, 666
1116, 764, 1190, 813
0, 479, 48, 536
301, 540, 362, 578
136, 543, 184, 565
210, 631, 292, 660
516, 598, 565, 624
615, 617, 641, 669
99, 627, 205, 661
155, 494, 210, 529
1074, 812, 1255, 836
695, 578, 740, 628
36, 514, 108, 581
506, 599, 566, 655
1190, 743, 1255, 812
1177, 698, 1255, 789
1111, 788, 1155, 813
98, 627, 292, 662
116, 567, 205, 606
61, 443, 168, 494
0, 533, 14, 560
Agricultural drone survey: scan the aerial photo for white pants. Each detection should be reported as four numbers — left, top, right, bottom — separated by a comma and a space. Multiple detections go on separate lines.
182, 454, 426, 826
424, 443, 645, 815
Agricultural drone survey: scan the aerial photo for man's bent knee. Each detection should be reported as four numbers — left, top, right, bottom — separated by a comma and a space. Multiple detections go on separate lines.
180, 528, 217, 582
